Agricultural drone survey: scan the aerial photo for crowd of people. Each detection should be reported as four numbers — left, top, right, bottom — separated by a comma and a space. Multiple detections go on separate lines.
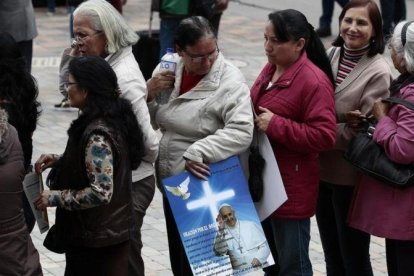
1, 0, 414, 275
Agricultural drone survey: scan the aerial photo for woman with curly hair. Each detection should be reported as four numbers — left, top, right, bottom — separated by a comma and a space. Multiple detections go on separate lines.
34, 56, 144, 275
0, 32, 41, 232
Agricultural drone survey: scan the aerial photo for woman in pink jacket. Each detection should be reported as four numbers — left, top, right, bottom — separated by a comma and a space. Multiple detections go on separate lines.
250, 9, 336, 275
348, 21, 414, 276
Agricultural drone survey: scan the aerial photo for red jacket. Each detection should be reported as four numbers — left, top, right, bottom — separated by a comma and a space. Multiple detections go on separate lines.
251, 53, 336, 219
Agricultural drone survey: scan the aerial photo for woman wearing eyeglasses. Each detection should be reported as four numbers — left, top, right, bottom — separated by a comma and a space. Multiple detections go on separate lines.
34, 56, 144, 275
53, 1, 159, 275
147, 16, 253, 276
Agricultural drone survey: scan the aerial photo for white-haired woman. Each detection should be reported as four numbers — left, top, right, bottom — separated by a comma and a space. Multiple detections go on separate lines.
54, 1, 159, 275
348, 21, 414, 276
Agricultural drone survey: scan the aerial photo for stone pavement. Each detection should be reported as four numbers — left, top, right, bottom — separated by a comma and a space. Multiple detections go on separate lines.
30, 0, 414, 275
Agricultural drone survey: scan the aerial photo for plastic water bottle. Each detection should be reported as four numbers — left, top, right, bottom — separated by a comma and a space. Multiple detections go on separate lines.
156, 48, 178, 104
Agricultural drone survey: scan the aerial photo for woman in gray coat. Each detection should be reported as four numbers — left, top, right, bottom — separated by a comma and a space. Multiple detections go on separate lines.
0, 108, 42, 276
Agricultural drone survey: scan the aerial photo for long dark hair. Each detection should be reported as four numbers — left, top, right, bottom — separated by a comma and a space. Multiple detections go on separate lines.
0, 32, 41, 169
68, 56, 144, 169
332, 0, 385, 57
268, 10, 335, 85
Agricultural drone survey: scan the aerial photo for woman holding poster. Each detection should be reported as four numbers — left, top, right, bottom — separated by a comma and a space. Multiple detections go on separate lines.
250, 9, 336, 276
147, 16, 254, 276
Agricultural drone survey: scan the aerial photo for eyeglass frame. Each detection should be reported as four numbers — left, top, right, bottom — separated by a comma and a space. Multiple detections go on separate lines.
73, 30, 102, 43
64, 82, 78, 90
183, 46, 220, 63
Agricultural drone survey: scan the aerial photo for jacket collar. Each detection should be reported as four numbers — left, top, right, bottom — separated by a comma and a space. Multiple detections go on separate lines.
330, 47, 383, 94
106, 46, 132, 66
267, 52, 309, 89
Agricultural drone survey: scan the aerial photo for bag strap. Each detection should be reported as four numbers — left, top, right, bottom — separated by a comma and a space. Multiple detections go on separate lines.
250, 101, 260, 148
382, 97, 414, 111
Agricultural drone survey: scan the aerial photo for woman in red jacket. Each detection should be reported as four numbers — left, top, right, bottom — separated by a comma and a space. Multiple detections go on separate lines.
250, 9, 336, 275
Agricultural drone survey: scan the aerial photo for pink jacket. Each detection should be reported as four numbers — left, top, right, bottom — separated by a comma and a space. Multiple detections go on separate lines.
349, 82, 414, 240
251, 53, 336, 219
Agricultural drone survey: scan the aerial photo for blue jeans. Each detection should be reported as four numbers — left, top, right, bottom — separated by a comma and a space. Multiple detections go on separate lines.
159, 18, 182, 60
319, 0, 349, 28
386, 239, 414, 276
68, 6, 76, 39
380, 0, 406, 37
47, 0, 56, 13
316, 182, 373, 276
262, 217, 312, 276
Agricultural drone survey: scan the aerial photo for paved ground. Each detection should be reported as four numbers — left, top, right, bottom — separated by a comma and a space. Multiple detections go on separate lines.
30, 0, 414, 275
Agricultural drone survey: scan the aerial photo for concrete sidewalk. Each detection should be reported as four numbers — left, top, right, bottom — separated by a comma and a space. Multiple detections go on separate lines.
30, 0, 414, 275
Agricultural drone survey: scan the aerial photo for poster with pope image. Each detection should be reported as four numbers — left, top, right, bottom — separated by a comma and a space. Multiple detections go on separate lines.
162, 156, 275, 276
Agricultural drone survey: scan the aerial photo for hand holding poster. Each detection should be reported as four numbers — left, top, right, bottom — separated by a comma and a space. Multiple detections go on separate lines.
23, 172, 49, 233
162, 156, 274, 276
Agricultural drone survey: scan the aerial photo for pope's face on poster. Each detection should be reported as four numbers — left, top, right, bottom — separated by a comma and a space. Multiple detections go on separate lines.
219, 206, 237, 227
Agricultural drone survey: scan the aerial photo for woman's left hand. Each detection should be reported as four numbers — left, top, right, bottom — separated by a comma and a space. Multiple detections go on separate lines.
185, 159, 210, 180
372, 98, 389, 120
255, 106, 274, 132
34, 191, 50, 211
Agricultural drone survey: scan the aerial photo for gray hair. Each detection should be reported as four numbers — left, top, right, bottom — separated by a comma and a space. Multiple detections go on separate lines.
0, 108, 8, 144
390, 21, 414, 74
74, 0, 138, 54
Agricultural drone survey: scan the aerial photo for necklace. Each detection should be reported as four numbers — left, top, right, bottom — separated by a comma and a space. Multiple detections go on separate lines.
226, 221, 243, 253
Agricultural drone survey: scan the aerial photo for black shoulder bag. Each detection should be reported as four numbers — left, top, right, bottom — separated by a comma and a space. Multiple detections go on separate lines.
343, 97, 414, 188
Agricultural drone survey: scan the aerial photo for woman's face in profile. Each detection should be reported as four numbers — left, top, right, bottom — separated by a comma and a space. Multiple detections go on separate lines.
340, 7, 374, 50
67, 74, 87, 109
264, 21, 303, 68
390, 45, 406, 73
73, 15, 107, 58
178, 36, 218, 76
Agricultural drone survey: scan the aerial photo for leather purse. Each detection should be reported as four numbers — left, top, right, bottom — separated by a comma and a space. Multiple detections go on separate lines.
248, 130, 265, 202
343, 97, 414, 188
248, 103, 265, 202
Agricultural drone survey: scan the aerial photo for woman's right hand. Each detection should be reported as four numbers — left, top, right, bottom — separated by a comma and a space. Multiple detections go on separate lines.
345, 110, 364, 128
185, 159, 210, 180
69, 40, 81, 56
34, 154, 59, 173
146, 71, 175, 102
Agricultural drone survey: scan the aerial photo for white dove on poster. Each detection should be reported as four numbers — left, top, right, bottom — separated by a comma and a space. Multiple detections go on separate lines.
165, 176, 191, 200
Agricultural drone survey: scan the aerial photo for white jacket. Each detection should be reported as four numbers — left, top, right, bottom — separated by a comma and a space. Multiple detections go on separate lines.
149, 53, 253, 181
107, 46, 159, 182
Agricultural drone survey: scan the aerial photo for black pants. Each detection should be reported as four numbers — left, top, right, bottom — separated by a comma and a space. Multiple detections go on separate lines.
386, 239, 414, 276
17, 40, 33, 73
163, 196, 193, 276
316, 181, 373, 276
65, 241, 129, 276
128, 175, 156, 276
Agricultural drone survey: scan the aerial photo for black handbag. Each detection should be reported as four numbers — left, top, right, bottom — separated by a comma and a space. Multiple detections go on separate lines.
43, 224, 66, 254
343, 97, 414, 188
248, 137, 265, 202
